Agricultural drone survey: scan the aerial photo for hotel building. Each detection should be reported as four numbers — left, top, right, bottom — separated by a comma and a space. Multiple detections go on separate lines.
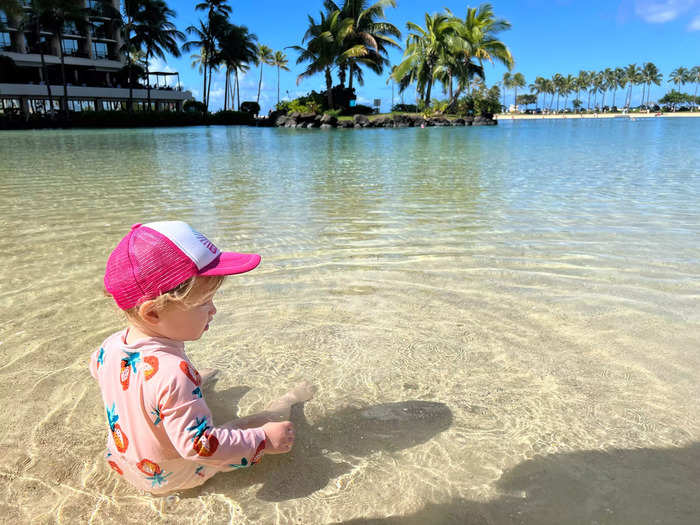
0, 0, 191, 114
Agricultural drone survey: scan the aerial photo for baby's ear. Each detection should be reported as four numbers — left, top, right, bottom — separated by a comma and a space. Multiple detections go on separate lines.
138, 300, 160, 324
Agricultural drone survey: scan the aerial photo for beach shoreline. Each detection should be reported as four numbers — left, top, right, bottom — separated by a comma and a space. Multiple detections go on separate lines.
496, 111, 700, 120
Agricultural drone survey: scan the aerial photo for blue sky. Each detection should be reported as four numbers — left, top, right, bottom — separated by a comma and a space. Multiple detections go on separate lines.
158, 0, 700, 112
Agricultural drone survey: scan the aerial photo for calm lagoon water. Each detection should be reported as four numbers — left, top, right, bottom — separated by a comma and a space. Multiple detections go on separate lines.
1, 119, 699, 523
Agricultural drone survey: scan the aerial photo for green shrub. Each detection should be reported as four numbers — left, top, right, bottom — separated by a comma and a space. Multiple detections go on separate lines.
391, 103, 417, 112
240, 101, 260, 115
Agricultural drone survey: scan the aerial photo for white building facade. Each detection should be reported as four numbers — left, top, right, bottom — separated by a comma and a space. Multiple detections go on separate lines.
0, 0, 191, 114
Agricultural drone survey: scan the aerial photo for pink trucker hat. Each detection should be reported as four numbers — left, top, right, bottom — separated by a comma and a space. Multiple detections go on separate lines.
105, 221, 261, 310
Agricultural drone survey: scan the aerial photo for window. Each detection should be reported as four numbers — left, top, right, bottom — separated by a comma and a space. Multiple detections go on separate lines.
0, 31, 10, 51
62, 21, 78, 35
61, 38, 78, 55
0, 10, 8, 26
93, 41, 107, 59
91, 20, 108, 39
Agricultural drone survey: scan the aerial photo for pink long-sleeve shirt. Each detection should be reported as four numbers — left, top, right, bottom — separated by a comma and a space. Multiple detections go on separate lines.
89, 329, 266, 494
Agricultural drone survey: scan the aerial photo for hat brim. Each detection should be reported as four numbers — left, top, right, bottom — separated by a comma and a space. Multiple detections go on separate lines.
198, 252, 261, 276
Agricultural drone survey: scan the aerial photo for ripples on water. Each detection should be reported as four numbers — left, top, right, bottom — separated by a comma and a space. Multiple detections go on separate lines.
0, 119, 699, 523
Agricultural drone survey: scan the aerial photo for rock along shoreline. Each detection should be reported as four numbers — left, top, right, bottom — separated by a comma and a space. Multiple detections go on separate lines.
271, 112, 497, 129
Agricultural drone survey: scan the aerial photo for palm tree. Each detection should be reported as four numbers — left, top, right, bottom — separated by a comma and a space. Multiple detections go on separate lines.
591, 71, 604, 110
552, 73, 564, 111
325, 0, 401, 91
529, 76, 546, 109
131, 0, 184, 110
623, 63, 638, 108
20, 1, 55, 114
542, 77, 554, 111
602, 67, 616, 110
255, 44, 273, 105
217, 22, 257, 110
271, 50, 290, 106
561, 73, 574, 111
642, 62, 662, 107
691, 66, 700, 111
669, 66, 689, 90
293, 9, 367, 110
33, 0, 87, 114
502, 71, 511, 108
511, 72, 525, 111
391, 13, 452, 107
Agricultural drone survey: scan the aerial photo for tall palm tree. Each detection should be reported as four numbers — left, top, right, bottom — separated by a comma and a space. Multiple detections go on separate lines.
325, 0, 401, 91
591, 71, 604, 109
641, 62, 662, 107
552, 73, 564, 111
561, 73, 574, 111
575, 70, 589, 110
255, 44, 273, 105
293, 9, 367, 110
131, 0, 183, 110
21, 1, 55, 114
511, 72, 525, 111
623, 63, 638, 108
217, 22, 257, 111
529, 76, 546, 109
543, 77, 554, 111
691, 65, 700, 111
271, 50, 290, 106
34, 0, 86, 114
611, 67, 624, 109
502, 71, 511, 109
669, 66, 689, 90
120, 0, 141, 112
391, 13, 452, 107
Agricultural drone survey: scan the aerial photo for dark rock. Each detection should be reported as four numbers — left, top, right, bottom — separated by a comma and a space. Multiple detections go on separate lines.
284, 118, 297, 128
452, 118, 466, 126
464, 116, 474, 126
473, 116, 497, 126
353, 114, 370, 127
289, 111, 301, 120
320, 123, 333, 129
339, 120, 353, 128
320, 113, 338, 125
392, 114, 412, 127
429, 117, 450, 127
374, 116, 393, 128
298, 112, 317, 123
275, 115, 289, 127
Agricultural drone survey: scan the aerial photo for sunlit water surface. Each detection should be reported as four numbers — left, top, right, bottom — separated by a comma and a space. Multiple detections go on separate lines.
1, 119, 699, 524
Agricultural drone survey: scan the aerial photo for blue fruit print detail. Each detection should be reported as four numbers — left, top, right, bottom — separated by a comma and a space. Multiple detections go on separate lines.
147, 470, 172, 487
122, 351, 141, 373
151, 406, 162, 426
186, 416, 210, 441
192, 386, 202, 398
195, 465, 205, 477
228, 457, 249, 469
97, 347, 105, 369
106, 402, 119, 430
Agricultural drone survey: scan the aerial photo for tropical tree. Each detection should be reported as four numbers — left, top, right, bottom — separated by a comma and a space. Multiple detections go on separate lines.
292, 9, 363, 109
131, 0, 184, 110
272, 50, 290, 105
20, 1, 55, 113
691, 65, 700, 111
33, 0, 87, 113
561, 73, 574, 111
255, 44, 273, 105
391, 13, 452, 107
552, 73, 564, 111
669, 66, 689, 91
623, 63, 639, 108
325, 0, 401, 90
511, 72, 524, 111
641, 61, 662, 107
217, 22, 257, 110
529, 75, 546, 109
575, 70, 589, 109
501, 71, 511, 108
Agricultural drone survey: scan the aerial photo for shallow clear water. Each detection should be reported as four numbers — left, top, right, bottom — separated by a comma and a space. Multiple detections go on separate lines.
1, 119, 699, 524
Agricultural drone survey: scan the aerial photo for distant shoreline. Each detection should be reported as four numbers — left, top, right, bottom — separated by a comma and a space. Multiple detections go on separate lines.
496, 111, 700, 120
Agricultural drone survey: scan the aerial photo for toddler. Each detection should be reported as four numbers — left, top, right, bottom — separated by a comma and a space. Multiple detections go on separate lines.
90, 221, 313, 493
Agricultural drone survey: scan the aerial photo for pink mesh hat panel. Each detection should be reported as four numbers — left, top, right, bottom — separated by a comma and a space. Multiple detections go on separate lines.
104, 221, 261, 310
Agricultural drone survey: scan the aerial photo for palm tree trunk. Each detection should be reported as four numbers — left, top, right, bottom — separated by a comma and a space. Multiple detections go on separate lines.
257, 63, 263, 104
57, 29, 68, 115
587, 89, 591, 111
612, 88, 616, 108
224, 69, 229, 111
235, 68, 240, 110
146, 51, 151, 111
325, 67, 333, 109
207, 64, 213, 109
37, 32, 54, 117
277, 65, 280, 106
694, 83, 698, 111
514, 87, 518, 111
202, 51, 208, 110
348, 63, 354, 91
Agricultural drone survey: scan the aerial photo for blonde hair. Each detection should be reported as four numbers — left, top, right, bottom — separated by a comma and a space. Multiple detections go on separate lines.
106, 275, 226, 322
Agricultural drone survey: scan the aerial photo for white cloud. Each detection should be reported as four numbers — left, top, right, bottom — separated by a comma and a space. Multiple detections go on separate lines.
633, 0, 697, 22
147, 56, 179, 87
689, 13, 700, 28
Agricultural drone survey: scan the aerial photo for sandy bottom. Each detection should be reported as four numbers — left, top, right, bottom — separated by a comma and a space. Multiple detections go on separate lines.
0, 124, 699, 524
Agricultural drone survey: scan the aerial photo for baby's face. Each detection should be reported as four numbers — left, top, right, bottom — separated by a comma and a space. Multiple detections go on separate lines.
157, 289, 218, 342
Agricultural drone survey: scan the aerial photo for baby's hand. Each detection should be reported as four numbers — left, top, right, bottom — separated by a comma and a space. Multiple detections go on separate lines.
262, 421, 295, 454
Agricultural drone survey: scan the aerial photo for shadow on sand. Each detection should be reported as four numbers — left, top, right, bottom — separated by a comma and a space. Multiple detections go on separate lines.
202, 386, 453, 502
333, 442, 700, 525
